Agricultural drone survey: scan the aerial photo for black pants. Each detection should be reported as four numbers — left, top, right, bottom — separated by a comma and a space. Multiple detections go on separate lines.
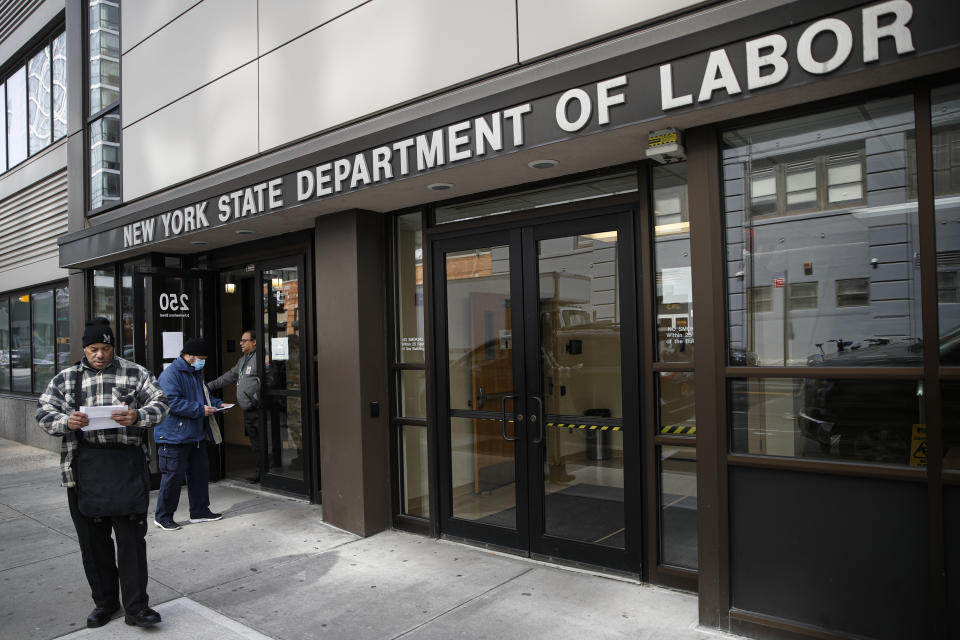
242, 409, 262, 475
67, 487, 149, 613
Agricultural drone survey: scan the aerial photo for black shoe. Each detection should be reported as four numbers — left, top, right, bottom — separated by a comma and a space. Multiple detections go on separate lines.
124, 607, 161, 627
246, 475, 260, 483
189, 510, 223, 523
153, 518, 181, 531
86, 602, 120, 628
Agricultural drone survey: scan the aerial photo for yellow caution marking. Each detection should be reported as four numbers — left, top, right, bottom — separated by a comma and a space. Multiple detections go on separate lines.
547, 422, 622, 432
660, 425, 696, 436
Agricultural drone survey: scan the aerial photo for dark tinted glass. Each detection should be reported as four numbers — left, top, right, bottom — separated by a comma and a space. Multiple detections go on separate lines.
730, 377, 921, 465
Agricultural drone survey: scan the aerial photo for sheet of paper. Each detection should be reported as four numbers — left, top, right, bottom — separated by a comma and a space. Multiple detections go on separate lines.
216, 404, 235, 412
271, 337, 289, 360
162, 332, 184, 358
79, 405, 128, 431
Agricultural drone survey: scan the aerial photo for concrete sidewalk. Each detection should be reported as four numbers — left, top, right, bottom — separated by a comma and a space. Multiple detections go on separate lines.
0, 437, 730, 640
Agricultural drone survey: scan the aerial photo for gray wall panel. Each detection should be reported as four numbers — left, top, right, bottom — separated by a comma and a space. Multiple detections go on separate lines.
517, 0, 705, 62
257, 0, 365, 54
122, 63, 258, 200
122, 0, 200, 53
122, 0, 257, 125
258, 0, 517, 153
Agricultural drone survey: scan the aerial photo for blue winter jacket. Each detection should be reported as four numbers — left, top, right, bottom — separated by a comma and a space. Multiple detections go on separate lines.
154, 356, 222, 444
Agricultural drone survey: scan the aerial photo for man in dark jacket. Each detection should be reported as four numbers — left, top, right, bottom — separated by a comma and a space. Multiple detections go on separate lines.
36, 317, 169, 629
153, 337, 224, 531
207, 329, 263, 482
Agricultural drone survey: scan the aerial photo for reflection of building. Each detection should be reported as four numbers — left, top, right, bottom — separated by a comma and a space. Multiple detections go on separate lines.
0, 2, 956, 640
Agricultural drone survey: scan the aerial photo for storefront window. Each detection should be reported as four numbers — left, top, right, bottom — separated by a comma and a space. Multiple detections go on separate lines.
659, 446, 697, 570
658, 372, 695, 437
722, 96, 919, 367
653, 163, 693, 363
399, 369, 426, 419
11, 293, 30, 392
0, 299, 9, 391
55, 286, 69, 371
944, 382, 960, 470
92, 266, 116, 325
121, 259, 147, 358
931, 83, 960, 363
730, 377, 921, 465
393, 212, 429, 520
401, 425, 429, 518
31, 290, 55, 393
397, 212, 424, 363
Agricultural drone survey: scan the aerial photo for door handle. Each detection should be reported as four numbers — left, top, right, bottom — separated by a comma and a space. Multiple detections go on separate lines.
477, 386, 486, 410
530, 396, 544, 444
501, 395, 519, 442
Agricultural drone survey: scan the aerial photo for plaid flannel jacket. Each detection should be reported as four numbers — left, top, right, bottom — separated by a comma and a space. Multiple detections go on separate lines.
36, 356, 169, 487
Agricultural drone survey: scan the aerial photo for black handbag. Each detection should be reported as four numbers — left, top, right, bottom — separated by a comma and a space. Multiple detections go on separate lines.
74, 438, 149, 518
70, 369, 150, 518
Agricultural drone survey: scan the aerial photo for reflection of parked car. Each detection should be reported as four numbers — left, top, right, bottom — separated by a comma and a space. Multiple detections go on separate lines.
798, 326, 960, 463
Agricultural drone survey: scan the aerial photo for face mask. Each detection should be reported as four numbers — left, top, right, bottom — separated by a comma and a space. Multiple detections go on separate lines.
192, 359, 206, 371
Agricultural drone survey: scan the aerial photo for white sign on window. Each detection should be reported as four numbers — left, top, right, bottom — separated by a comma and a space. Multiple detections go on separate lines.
271, 337, 289, 361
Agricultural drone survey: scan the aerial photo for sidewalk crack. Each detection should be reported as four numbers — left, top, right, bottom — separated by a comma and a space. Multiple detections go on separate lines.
389, 567, 536, 639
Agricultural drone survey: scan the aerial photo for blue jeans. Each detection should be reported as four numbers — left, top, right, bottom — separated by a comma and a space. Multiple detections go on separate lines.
155, 441, 211, 521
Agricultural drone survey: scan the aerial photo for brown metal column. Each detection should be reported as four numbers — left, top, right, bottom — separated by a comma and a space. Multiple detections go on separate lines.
686, 126, 729, 630
314, 210, 392, 536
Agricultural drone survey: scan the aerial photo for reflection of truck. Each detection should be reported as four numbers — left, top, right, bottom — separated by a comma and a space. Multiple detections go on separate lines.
798, 325, 960, 463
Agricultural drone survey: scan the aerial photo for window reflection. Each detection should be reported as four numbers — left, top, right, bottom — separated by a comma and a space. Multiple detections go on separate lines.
658, 372, 695, 437
944, 382, 960, 470
28, 45, 51, 155
31, 291, 55, 393
730, 377, 921, 465
931, 83, 960, 360
660, 446, 697, 569
723, 96, 920, 367
397, 212, 424, 363
0, 300, 9, 391
653, 163, 693, 363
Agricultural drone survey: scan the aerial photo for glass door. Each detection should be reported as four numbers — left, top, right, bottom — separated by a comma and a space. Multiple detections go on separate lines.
258, 259, 309, 494
434, 211, 639, 572
133, 267, 216, 483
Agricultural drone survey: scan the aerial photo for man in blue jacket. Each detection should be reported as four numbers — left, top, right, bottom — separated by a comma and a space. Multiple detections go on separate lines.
153, 337, 225, 531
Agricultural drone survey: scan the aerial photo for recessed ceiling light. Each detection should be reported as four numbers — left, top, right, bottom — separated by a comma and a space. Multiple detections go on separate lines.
191, 240, 208, 246
528, 159, 558, 169
235, 229, 254, 235
427, 183, 454, 191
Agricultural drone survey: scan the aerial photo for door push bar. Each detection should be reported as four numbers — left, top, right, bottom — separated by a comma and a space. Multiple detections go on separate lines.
501, 395, 520, 442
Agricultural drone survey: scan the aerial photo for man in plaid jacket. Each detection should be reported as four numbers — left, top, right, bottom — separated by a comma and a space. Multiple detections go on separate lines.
36, 317, 169, 629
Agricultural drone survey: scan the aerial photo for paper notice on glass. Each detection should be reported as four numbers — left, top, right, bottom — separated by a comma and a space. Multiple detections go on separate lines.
271, 337, 289, 361
162, 332, 184, 358
79, 405, 128, 431
216, 404, 235, 412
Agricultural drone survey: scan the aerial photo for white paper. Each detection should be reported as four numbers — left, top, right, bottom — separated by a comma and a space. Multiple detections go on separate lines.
271, 337, 289, 361
216, 404, 235, 412
162, 332, 184, 358
79, 405, 128, 431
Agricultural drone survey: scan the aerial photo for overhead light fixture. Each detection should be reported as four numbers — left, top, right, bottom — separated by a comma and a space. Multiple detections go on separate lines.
236, 229, 254, 235
528, 159, 558, 169
584, 231, 618, 242
191, 240, 208, 246
224, 275, 236, 294
427, 183, 453, 191
271, 277, 283, 289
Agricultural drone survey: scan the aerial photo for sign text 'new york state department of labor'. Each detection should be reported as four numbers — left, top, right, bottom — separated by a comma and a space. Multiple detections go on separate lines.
123, 0, 919, 249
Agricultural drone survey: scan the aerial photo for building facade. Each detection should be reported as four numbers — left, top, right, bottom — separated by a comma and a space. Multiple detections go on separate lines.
0, 1, 957, 638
